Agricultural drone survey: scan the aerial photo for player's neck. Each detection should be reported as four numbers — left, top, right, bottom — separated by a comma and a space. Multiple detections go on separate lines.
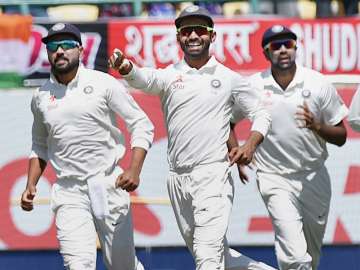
184, 55, 211, 70
271, 65, 296, 91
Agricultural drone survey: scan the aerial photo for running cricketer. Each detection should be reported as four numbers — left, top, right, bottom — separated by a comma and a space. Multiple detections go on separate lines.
109, 5, 277, 270
20, 23, 153, 270
232, 25, 348, 270
348, 85, 360, 132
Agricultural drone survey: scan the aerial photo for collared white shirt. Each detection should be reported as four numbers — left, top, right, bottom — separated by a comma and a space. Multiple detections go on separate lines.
30, 65, 154, 181
348, 85, 360, 132
233, 65, 348, 174
123, 56, 271, 170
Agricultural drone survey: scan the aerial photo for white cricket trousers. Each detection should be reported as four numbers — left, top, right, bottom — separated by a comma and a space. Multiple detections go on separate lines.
257, 165, 331, 270
167, 161, 277, 270
51, 167, 144, 270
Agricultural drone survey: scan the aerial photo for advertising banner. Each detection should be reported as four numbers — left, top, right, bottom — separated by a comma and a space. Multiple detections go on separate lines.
0, 88, 359, 250
108, 17, 360, 77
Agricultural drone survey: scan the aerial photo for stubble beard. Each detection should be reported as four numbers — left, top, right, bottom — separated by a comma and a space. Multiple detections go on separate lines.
51, 58, 80, 75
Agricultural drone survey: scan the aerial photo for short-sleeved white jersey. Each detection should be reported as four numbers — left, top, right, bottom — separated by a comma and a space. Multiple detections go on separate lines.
123, 56, 271, 170
233, 65, 348, 174
348, 85, 360, 132
30, 65, 154, 181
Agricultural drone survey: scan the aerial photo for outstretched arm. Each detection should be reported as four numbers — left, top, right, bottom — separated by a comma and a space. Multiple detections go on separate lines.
227, 123, 250, 184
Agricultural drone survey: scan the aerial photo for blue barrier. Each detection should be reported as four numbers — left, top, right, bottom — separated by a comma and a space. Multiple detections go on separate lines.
0, 245, 359, 269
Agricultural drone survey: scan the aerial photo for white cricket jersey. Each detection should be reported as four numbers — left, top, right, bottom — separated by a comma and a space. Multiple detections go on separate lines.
348, 85, 360, 132
233, 65, 348, 174
30, 65, 154, 181
123, 56, 271, 170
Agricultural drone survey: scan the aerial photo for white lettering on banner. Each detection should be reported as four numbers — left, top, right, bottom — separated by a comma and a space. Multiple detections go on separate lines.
341, 23, 357, 71
292, 22, 360, 72
214, 23, 259, 65
323, 24, 340, 72
125, 25, 179, 67
124, 23, 258, 68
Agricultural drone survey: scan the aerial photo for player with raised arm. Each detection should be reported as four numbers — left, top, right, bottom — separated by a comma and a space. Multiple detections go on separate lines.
109, 5, 276, 270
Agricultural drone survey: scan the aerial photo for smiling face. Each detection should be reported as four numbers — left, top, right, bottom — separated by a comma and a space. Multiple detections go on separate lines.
46, 34, 83, 75
264, 37, 297, 71
176, 17, 216, 61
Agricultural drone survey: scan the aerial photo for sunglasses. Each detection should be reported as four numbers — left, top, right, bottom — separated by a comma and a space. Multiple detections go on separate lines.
46, 40, 80, 52
264, 39, 296, 52
177, 25, 213, 37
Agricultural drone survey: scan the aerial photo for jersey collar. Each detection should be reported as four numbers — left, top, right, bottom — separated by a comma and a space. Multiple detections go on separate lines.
179, 56, 218, 74
263, 65, 305, 94
49, 64, 84, 89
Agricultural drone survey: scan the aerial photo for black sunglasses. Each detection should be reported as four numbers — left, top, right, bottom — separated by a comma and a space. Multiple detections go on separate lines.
264, 39, 296, 52
177, 25, 213, 37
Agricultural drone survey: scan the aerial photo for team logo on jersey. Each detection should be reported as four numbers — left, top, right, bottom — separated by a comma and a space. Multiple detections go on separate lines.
301, 89, 311, 98
47, 94, 58, 110
211, 79, 221, 88
83, 86, 94, 94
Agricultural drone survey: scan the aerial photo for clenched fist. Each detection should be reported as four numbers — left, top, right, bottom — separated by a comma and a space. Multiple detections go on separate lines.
108, 48, 133, 75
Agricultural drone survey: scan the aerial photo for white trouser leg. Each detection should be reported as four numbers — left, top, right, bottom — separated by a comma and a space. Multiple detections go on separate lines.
301, 167, 331, 270
52, 180, 97, 270
94, 167, 144, 270
167, 162, 233, 270
257, 169, 330, 270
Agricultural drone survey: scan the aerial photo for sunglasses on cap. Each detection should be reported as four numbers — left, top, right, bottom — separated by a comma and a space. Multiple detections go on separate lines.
177, 25, 213, 37
264, 39, 296, 52
46, 40, 80, 52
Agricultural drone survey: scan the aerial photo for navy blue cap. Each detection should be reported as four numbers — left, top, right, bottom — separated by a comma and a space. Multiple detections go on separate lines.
175, 5, 214, 28
262, 25, 297, 48
42, 23, 82, 45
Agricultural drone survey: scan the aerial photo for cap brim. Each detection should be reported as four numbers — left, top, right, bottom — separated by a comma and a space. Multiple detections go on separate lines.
41, 32, 82, 45
175, 14, 214, 28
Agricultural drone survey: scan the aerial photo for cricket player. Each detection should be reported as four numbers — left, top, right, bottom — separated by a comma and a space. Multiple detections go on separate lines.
109, 5, 276, 270
232, 25, 348, 270
348, 85, 360, 132
20, 23, 153, 270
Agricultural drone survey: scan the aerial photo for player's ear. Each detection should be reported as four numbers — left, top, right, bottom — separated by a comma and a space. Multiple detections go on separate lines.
176, 32, 180, 43
79, 45, 84, 61
210, 31, 216, 43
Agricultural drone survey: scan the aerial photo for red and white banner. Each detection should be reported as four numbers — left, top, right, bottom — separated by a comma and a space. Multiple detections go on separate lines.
108, 18, 360, 77
0, 88, 359, 250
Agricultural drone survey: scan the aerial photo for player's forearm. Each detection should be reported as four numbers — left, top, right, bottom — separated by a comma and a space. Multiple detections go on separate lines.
312, 121, 347, 146
128, 147, 147, 175
244, 131, 264, 150
27, 157, 47, 188
227, 123, 239, 151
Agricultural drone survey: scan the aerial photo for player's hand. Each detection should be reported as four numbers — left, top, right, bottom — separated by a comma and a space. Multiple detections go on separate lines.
108, 48, 132, 75
295, 101, 321, 131
229, 144, 255, 166
21, 185, 36, 211
236, 164, 252, 184
115, 169, 140, 192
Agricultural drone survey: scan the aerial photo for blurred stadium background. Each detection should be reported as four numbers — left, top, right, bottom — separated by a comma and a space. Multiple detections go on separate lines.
0, 0, 359, 269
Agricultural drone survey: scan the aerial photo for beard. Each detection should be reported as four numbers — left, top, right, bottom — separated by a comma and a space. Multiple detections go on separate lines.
51, 57, 80, 75
180, 39, 211, 59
